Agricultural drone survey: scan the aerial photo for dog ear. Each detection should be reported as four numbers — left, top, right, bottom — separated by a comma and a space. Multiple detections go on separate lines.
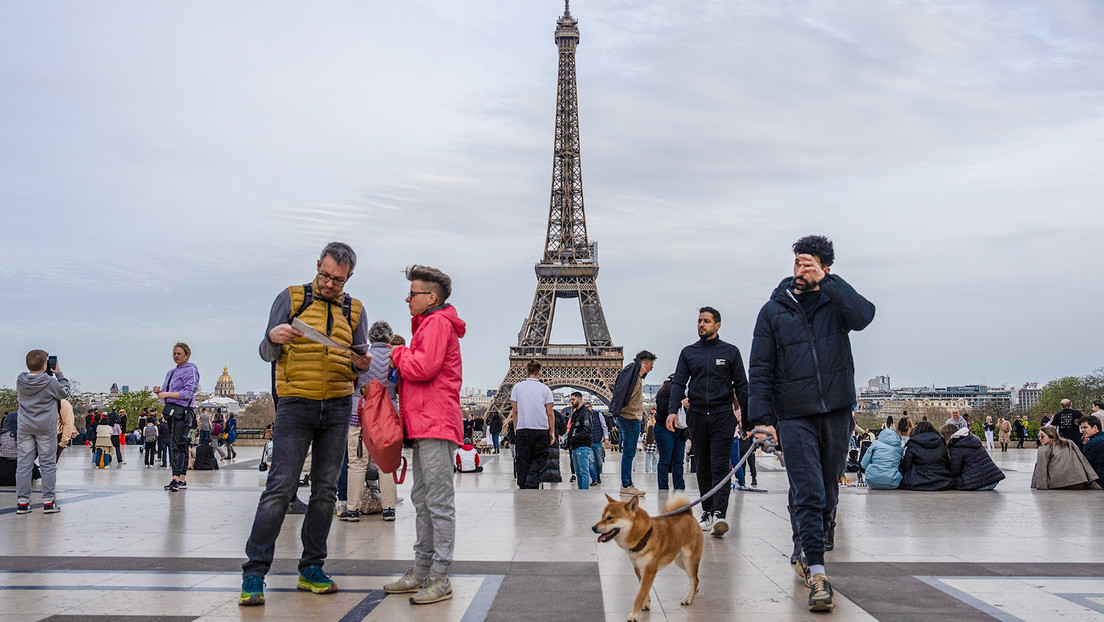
605, 494, 616, 504
626, 495, 639, 511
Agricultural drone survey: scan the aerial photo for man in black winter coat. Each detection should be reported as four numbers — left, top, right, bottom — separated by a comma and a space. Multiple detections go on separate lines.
749, 235, 875, 613
667, 306, 748, 538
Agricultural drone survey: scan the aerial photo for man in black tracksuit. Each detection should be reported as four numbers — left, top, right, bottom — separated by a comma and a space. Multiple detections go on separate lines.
667, 306, 748, 538
749, 235, 874, 612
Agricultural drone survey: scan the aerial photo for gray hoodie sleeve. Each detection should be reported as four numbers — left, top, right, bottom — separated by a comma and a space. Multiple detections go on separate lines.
259, 290, 292, 363
50, 372, 71, 399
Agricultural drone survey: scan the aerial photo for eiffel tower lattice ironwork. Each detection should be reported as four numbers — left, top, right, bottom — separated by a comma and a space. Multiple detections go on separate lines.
487, 1, 623, 419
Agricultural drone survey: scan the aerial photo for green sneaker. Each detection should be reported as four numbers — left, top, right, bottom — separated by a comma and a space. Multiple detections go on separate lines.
239, 575, 265, 606
297, 565, 338, 594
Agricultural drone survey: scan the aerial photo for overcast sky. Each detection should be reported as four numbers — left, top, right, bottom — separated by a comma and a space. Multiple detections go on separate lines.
2, 1, 1102, 396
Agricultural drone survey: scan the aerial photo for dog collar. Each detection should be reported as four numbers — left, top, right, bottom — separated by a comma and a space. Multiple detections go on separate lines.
629, 527, 654, 553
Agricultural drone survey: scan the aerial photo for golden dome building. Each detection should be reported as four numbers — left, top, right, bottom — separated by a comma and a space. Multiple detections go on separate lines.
214, 364, 236, 398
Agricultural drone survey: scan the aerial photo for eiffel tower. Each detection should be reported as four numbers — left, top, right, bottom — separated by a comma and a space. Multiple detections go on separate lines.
486, 1, 624, 419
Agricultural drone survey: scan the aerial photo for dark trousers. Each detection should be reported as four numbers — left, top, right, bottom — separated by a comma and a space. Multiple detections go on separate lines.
654, 424, 686, 490
111, 436, 123, 462
157, 439, 169, 466
513, 428, 550, 489
778, 408, 852, 567
144, 442, 157, 466
243, 395, 350, 577
688, 410, 737, 517
166, 407, 192, 477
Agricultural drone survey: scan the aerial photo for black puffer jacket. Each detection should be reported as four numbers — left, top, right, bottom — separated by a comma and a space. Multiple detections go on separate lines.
749, 274, 875, 425
899, 431, 953, 491
948, 433, 1005, 490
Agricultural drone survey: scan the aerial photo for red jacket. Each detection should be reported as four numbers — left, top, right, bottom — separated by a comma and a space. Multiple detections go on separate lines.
392, 304, 466, 445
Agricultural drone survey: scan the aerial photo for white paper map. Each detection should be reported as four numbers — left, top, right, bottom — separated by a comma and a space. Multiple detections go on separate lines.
291, 318, 368, 353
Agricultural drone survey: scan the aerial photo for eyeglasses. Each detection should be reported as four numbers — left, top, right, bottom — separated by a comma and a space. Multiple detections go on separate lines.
317, 270, 348, 285
408, 291, 433, 298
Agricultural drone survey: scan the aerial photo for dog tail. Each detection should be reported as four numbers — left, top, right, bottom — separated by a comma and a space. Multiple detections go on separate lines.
662, 493, 694, 515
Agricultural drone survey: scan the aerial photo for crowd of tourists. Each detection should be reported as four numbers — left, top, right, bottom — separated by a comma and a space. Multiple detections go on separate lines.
7, 237, 1103, 615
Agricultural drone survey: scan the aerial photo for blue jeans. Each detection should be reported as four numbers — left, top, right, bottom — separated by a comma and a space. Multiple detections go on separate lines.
491, 433, 500, 453
571, 446, 592, 490
654, 424, 685, 490
778, 409, 852, 568
590, 442, 605, 482
243, 395, 351, 577
618, 417, 641, 488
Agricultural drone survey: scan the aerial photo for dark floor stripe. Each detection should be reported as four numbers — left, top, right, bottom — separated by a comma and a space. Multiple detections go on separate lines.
337, 590, 389, 622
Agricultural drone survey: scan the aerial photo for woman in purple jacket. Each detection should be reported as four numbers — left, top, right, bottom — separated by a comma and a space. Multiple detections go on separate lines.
153, 342, 200, 492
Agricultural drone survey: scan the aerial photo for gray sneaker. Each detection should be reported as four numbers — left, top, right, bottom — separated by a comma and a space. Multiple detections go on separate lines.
409, 573, 452, 605
384, 567, 426, 594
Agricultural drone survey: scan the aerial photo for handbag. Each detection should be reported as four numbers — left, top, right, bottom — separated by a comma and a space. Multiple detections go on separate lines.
358, 380, 404, 473
676, 406, 689, 430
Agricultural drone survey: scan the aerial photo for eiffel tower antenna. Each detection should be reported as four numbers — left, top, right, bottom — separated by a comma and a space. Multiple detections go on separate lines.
487, 3, 623, 418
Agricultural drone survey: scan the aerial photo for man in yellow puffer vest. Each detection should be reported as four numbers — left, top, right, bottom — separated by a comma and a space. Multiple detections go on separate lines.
241, 242, 371, 605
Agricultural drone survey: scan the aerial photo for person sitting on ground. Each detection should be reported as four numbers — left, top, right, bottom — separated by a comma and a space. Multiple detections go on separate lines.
1079, 415, 1104, 487
942, 425, 1005, 491
454, 438, 482, 473
192, 438, 220, 471
860, 428, 904, 489
898, 421, 953, 491
1031, 426, 1099, 490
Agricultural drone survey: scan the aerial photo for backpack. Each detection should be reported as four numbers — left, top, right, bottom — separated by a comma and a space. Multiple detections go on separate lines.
93, 447, 111, 469
358, 380, 405, 474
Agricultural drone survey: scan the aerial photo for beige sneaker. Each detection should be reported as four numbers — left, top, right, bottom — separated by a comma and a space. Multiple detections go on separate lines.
620, 485, 646, 496
409, 573, 452, 605
384, 567, 425, 594
808, 573, 835, 611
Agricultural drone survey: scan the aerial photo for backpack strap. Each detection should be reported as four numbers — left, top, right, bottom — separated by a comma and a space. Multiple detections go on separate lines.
291, 283, 315, 321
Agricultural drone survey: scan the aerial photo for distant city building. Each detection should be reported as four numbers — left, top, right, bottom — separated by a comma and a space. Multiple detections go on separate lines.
1017, 382, 1041, 412
121, 385, 129, 394
214, 365, 235, 398
110, 383, 119, 395
863, 376, 891, 392
857, 384, 1012, 414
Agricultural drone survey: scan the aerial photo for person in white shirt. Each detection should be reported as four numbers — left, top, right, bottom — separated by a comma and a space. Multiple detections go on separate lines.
503, 360, 555, 489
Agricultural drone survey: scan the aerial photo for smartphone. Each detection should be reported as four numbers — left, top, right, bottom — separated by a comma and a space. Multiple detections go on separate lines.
46, 355, 57, 376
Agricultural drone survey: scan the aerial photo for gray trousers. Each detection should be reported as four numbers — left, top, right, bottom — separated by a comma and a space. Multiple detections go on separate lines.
411, 438, 458, 576
17, 433, 57, 504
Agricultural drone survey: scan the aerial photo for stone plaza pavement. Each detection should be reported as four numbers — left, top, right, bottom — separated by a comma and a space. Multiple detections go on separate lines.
1, 442, 1102, 622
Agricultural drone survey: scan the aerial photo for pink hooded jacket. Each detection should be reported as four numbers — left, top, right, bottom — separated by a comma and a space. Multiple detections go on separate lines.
391, 304, 466, 445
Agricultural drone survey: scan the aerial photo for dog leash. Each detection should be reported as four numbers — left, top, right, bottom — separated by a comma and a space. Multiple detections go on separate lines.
653, 435, 777, 518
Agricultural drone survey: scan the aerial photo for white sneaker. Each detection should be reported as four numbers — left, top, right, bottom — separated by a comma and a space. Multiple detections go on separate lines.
711, 512, 729, 537
699, 511, 714, 531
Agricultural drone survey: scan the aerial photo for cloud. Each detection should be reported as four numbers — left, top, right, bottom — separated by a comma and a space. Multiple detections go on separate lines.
1, 1, 1102, 394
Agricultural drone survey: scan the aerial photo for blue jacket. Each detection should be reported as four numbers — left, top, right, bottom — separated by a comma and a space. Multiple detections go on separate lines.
749, 274, 874, 426
861, 429, 904, 489
1082, 432, 1104, 485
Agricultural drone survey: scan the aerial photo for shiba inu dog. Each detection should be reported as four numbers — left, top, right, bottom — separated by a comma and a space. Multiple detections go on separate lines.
592, 493, 703, 621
